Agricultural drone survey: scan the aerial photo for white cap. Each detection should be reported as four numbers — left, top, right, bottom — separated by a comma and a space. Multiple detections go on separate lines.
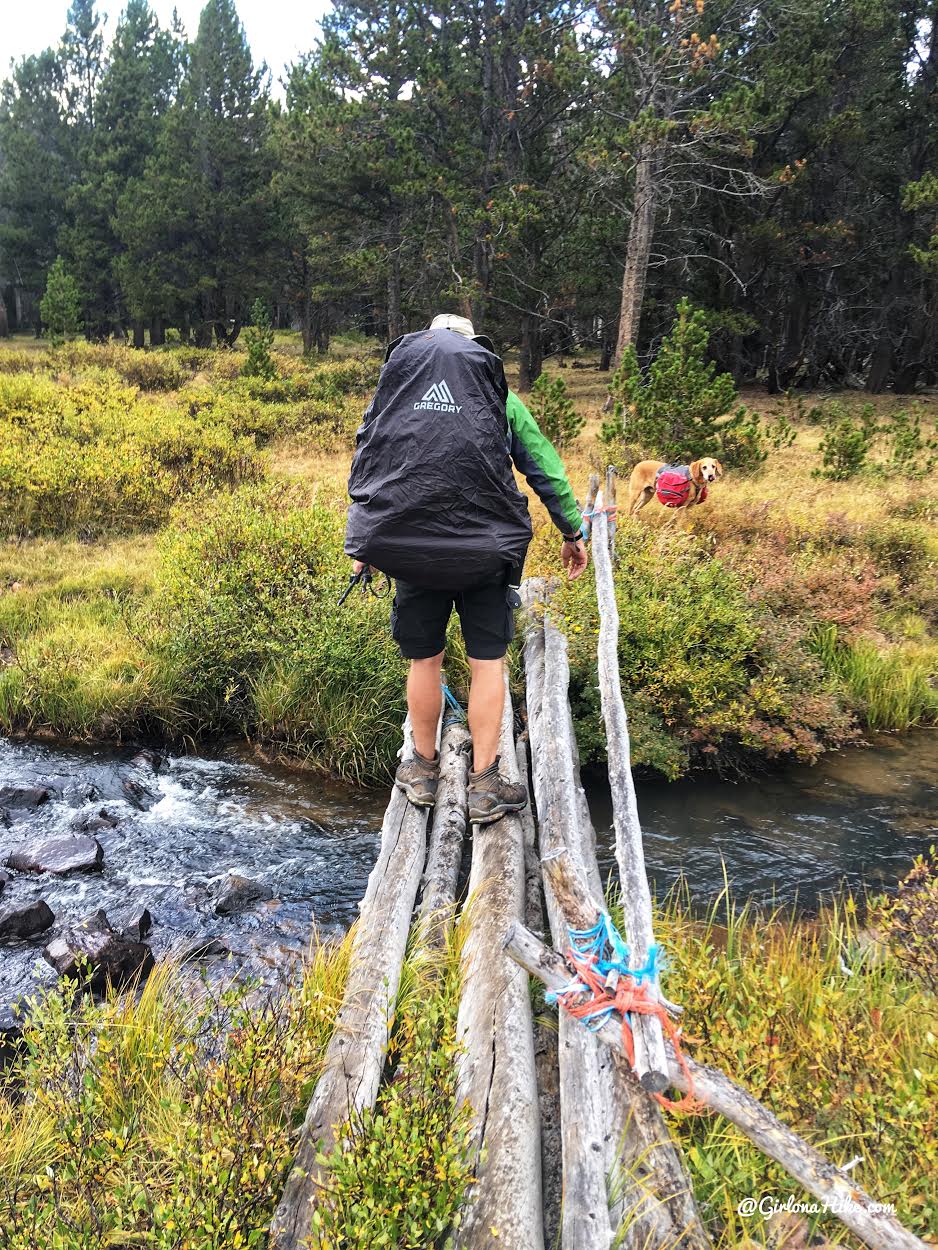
429, 313, 476, 338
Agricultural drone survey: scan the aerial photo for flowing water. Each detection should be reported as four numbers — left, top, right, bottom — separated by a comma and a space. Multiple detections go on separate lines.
1, 731, 934, 1014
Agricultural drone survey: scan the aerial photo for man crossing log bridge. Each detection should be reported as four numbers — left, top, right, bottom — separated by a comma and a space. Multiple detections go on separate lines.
345, 312, 588, 823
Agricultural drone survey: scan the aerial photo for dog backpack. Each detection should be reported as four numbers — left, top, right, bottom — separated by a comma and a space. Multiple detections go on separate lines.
654, 463, 707, 507
345, 329, 533, 588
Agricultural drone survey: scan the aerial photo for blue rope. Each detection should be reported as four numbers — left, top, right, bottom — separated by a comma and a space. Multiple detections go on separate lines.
546, 911, 665, 1032
441, 682, 466, 726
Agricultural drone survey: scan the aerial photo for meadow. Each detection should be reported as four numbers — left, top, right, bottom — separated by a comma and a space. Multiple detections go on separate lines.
0, 332, 935, 784
0, 333, 936, 1247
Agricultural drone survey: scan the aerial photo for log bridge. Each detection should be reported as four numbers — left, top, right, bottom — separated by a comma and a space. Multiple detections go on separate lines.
270, 470, 927, 1250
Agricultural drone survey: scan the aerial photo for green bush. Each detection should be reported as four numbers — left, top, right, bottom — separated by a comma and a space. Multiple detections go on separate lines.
816, 412, 874, 480
553, 526, 851, 777
886, 408, 937, 477
810, 624, 938, 730
157, 484, 406, 781
601, 299, 764, 469
0, 372, 263, 537
241, 299, 277, 381
40, 257, 82, 345
530, 372, 584, 447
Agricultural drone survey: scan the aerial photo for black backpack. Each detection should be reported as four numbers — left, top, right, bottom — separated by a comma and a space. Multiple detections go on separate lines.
345, 330, 532, 588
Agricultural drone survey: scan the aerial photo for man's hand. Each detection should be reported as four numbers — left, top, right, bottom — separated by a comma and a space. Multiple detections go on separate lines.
561, 538, 588, 581
352, 560, 368, 575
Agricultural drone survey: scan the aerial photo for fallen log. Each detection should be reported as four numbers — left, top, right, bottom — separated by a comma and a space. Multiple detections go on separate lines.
418, 720, 471, 946
505, 921, 929, 1250
453, 674, 543, 1250
523, 593, 710, 1250
270, 722, 433, 1250
591, 485, 670, 1091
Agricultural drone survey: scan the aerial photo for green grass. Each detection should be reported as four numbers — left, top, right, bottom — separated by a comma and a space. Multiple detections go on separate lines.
811, 625, 938, 731
0, 337, 936, 779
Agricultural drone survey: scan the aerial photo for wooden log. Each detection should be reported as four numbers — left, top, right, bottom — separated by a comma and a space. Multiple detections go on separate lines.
524, 609, 615, 1249
524, 599, 710, 1250
417, 720, 470, 946
453, 674, 543, 1250
505, 921, 929, 1250
604, 466, 617, 558
592, 486, 670, 1089
581, 472, 599, 544
270, 723, 432, 1250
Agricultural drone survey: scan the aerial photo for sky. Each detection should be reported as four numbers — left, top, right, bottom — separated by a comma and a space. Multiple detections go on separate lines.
0, 0, 331, 94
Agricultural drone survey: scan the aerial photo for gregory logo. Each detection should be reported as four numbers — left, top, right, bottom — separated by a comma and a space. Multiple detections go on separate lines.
414, 380, 462, 413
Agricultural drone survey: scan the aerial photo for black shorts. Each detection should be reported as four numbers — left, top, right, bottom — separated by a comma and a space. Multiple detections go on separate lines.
391, 575, 520, 661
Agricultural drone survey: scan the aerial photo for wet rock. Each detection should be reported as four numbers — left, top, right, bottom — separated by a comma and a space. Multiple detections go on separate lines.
6, 834, 103, 876
121, 778, 155, 810
120, 906, 152, 943
0, 1003, 22, 1061
212, 872, 273, 916
43, 910, 154, 991
69, 807, 120, 834
0, 869, 10, 892
180, 936, 229, 963
0, 898, 55, 941
130, 749, 166, 773
0, 785, 54, 811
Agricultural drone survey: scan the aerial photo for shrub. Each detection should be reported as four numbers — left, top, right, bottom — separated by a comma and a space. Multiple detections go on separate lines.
530, 372, 584, 447
40, 257, 82, 345
241, 299, 277, 381
886, 408, 937, 477
0, 372, 264, 537
600, 298, 764, 469
156, 485, 406, 781
0, 943, 352, 1250
869, 850, 938, 993
816, 411, 874, 479
552, 526, 850, 777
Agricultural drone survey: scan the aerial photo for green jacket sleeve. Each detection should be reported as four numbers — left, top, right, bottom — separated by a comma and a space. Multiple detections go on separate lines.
506, 390, 582, 536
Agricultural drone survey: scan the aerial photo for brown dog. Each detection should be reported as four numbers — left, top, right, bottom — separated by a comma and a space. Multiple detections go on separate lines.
626, 457, 723, 517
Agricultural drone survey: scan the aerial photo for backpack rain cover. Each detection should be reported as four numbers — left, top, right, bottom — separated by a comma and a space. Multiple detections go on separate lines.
345, 330, 533, 588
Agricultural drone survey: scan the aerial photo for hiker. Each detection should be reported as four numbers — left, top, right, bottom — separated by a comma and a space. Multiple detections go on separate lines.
345, 313, 588, 824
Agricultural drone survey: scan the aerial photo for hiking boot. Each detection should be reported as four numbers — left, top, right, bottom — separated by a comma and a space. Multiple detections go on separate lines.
467, 756, 528, 825
395, 751, 440, 808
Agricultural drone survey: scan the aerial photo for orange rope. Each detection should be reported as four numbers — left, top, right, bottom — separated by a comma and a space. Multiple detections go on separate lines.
556, 950, 700, 1113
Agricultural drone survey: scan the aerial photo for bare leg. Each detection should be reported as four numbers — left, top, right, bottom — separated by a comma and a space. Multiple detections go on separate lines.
467, 656, 505, 772
407, 652, 444, 759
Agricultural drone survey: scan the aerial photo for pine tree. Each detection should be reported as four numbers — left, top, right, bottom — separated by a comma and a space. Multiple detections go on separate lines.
602, 298, 762, 467
40, 256, 83, 342
115, 0, 273, 345
61, 0, 181, 338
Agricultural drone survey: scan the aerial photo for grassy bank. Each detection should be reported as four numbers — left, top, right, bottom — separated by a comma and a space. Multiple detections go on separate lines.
0, 334, 936, 781
2, 867, 935, 1247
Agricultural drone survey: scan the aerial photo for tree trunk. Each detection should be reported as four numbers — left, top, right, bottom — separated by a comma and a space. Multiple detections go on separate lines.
387, 230, 404, 342
612, 144, 659, 369
132, 319, 145, 349
150, 317, 164, 347
518, 313, 544, 391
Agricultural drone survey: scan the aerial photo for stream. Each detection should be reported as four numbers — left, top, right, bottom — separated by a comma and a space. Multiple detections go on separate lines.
1, 731, 934, 1021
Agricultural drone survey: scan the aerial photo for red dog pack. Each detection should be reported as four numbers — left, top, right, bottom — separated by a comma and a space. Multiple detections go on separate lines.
654, 463, 708, 508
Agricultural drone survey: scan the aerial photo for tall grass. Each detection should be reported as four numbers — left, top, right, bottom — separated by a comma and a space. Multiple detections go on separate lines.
811, 624, 938, 730
0, 937, 353, 1250
0, 917, 476, 1250
650, 882, 938, 1245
